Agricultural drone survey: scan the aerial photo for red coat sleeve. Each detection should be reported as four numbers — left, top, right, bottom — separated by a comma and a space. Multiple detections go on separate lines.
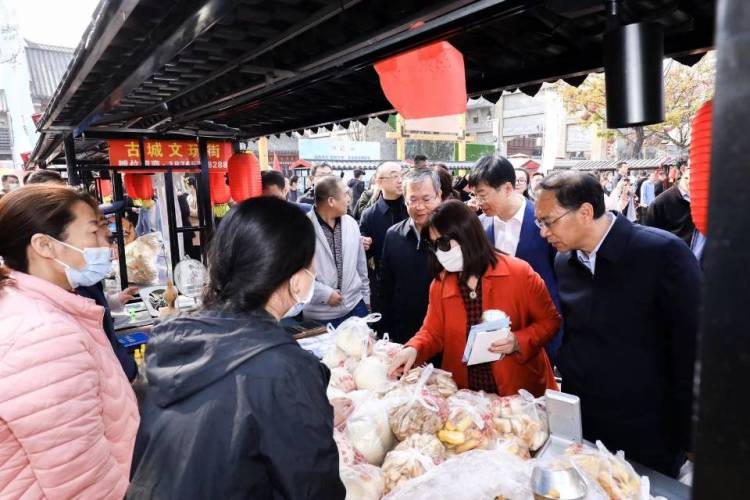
511, 265, 561, 364
406, 278, 445, 364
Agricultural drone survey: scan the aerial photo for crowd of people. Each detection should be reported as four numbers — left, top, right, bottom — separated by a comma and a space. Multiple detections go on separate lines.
0, 153, 703, 498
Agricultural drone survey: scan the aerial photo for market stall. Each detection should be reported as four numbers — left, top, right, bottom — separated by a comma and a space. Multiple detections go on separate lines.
23, 0, 746, 497
299, 317, 690, 500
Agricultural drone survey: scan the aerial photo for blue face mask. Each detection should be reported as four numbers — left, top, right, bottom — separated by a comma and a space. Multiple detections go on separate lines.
50, 237, 113, 289
283, 269, 316, 318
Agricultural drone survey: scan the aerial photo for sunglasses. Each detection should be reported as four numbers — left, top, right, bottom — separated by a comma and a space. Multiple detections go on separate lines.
425, 236, 453, 253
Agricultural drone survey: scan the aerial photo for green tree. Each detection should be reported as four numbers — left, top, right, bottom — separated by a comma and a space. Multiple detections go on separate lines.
560, 53, 715, 158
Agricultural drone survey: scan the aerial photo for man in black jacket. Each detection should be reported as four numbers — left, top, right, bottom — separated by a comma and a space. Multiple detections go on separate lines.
298, 162, 333, 204
348, 169, 366, 214
379, 168, 441, 343
645, 167, 697, 248
535, 171, 700, 478
360, 161, 408, 315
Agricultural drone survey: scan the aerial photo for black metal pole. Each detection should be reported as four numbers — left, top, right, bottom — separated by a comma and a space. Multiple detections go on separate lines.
111, 170, 129, 291
692, 0, 750, 497
63, 134, 79, 186
163, 168, 180, 272
197, 137, 214, 264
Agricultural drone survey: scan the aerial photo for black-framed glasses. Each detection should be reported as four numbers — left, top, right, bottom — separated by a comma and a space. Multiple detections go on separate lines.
425, 236, 453, 253
534, 210, 573, 229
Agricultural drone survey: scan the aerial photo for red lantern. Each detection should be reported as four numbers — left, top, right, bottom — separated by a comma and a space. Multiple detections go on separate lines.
133, 174, 154, 201
98, 179, 113, 201
689, 100, 712, 235
374, 41, 467, 119
228, 152, 262, 202
123, 174, 138, 199
210, 171, 231, 217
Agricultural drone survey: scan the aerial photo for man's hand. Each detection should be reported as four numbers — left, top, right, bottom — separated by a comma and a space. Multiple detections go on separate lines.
361, 236, 373, 251
489, 331, 520, 355
328, 290, 343, 307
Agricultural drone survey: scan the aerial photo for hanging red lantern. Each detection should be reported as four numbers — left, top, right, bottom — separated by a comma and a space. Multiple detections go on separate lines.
689, 99, 712, 236
133, 174, 154, 201
123, 174, 139, 200
98, 178, 113, 202
374, 41, 467, 119
228, 152, 262, 202
210, 171, 231, 217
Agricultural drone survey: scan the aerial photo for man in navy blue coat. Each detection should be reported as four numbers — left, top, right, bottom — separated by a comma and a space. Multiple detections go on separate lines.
378, 168, 442, 345
534, 171, 700, 478
468, 156, 563, 361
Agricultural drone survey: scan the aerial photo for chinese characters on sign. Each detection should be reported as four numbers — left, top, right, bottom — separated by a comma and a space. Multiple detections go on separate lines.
107, 140, 232, 169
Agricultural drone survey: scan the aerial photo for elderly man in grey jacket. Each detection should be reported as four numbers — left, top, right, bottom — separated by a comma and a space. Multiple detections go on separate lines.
304, 176, 370, 327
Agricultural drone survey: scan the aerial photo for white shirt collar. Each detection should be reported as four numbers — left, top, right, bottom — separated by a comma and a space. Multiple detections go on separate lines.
577, 212, 617, 274
678, 184, 690, 202
495, 198, 526, 226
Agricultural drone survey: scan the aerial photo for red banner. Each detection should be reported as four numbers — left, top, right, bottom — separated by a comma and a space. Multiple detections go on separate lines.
108, 140, 232, 170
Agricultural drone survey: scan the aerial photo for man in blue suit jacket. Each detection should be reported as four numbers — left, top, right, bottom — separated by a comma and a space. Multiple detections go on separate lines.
468, 156, 562, 361
534, 171, 700, 478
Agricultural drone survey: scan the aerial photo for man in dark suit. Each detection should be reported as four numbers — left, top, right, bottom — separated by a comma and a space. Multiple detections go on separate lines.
535, 171, 700, 478
468, 155, 562, 361
379, 168, 441, 344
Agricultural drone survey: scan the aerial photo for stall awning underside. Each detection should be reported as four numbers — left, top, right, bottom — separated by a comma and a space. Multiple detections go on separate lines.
32, 0, 716, 164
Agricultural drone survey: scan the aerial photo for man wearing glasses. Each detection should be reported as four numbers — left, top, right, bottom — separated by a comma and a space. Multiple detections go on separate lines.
468, 155, 562, 361
378, 168, 442, 345
535, 171, 700, 479
359, 162, 408, 319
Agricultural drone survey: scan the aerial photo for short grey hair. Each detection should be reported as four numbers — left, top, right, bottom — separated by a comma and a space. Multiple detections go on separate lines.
403, 167, 440, 196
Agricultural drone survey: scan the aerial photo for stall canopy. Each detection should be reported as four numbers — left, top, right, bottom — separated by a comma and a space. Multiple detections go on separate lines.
29, 0, 715, 166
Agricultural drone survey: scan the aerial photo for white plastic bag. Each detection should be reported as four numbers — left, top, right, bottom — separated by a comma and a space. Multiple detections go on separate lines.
565, 441, 648, 500
437, 390, 495, 454
334, 429, 365, 466
383, 448, 534, 500
353, 355, 395, 392
333, 313, 381, 359
489, 389, 549, 451
346, 398, 396, 466
382, 447, 439, 495
329, 367, 357, 393
340, 463, 385, 500
398, 365, 458, 398
387, 364, 449, 441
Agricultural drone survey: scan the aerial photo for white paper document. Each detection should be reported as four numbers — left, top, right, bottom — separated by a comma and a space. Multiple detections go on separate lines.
462, 318, 511, 366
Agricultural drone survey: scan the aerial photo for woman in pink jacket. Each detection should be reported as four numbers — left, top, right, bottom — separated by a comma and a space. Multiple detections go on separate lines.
0, 184, 139, 499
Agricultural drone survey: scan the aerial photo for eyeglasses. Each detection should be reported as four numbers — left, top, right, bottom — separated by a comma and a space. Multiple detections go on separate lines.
378, 173, 403, 181
534, 210, 573, 229
425, 236, 452, 253
406, 195, 438, 208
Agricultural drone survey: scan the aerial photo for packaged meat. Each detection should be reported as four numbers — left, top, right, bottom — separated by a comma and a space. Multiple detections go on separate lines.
353, 355, 396, 392
333, 314, 381, 359
346, 398, 397, 466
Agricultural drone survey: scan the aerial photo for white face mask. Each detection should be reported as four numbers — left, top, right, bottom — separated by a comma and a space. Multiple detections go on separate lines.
50, 237, 113, 289
435, 244, 464, 273
283, 268, 316, 318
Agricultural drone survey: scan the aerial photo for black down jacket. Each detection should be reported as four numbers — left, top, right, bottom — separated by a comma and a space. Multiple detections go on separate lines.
127, 308, 345, 499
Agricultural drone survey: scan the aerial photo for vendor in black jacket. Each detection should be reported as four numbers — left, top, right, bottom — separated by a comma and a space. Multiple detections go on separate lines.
534, 172, 700, 478
128, 197, 345, 500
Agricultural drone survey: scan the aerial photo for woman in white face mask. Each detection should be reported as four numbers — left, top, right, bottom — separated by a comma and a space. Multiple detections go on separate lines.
128, 196, 346, 499
0, 184, 139, 498
389, 200, 562, 398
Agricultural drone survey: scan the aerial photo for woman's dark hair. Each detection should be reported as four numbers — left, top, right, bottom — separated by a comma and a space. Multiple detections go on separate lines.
433, 165, 456, 201
538, 171, 606, 218
422, 200, 498, 282
25, 169, 64, 185
0, 184, 98, 289
203, 196, 316, 312
515, 168, 530, 198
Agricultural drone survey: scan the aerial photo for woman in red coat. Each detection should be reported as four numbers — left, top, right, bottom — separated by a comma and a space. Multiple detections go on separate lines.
389, 200, 560, 397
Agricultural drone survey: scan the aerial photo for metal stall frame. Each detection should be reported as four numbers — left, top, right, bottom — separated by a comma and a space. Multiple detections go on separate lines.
63, 130, 231, 290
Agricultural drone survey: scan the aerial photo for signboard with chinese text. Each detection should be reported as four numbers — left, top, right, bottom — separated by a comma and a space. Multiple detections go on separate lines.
108, 140, 233, 170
